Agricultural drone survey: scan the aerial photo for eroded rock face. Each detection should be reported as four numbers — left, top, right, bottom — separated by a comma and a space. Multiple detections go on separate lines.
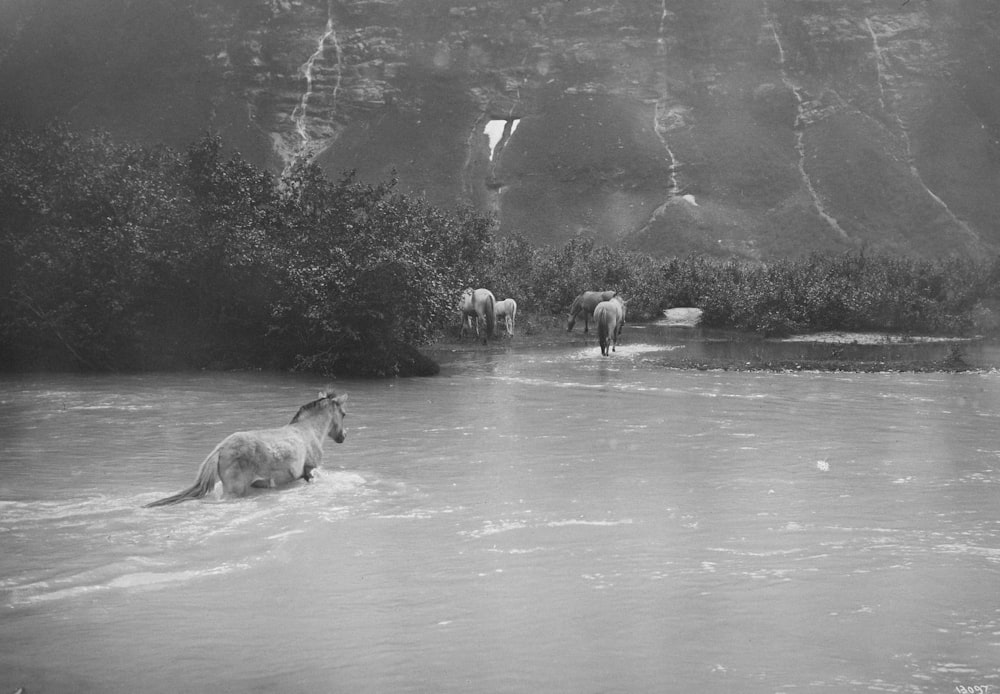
2, 0, 999, 259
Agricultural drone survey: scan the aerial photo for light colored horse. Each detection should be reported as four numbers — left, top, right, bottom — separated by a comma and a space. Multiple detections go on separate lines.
144, 389, 348, 507
595, 295, 626, 356
495, 298, 517, 337
567, 290, 617, 333
460, 287, 496, 344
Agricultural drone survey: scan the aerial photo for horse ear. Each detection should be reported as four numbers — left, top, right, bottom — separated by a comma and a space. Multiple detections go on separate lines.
334, 394, 348, 406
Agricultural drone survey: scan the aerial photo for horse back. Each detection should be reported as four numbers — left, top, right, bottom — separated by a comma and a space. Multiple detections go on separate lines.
583, 290, 616, 312
224, 427, 313, 470
496, 298, 516, 316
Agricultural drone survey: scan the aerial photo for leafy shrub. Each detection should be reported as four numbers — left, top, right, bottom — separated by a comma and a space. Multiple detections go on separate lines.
1, 124, 995, 377
0, 126, 496, 375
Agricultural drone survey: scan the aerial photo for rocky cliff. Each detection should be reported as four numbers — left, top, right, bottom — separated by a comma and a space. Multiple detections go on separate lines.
2, 0, 998, 259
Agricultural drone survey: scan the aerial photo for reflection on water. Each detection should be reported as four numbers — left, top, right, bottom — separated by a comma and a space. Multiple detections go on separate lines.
1, 351, 999, 693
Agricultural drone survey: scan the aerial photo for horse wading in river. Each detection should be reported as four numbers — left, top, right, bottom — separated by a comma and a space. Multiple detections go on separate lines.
567, 290, 617, 333
144, 390, 348, 507
460, 288, 496, 344
495, 298, 517, 337
595, 296, 627, 356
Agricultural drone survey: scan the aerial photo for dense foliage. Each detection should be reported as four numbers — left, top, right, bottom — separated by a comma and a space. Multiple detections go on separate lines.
2, 125, 998, 376
0, 125, 491, 375
482, 239, 1000, 338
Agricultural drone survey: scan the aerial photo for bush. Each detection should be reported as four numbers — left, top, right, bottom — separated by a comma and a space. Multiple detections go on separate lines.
0, 125, 496, 375
1, 124, 994, 377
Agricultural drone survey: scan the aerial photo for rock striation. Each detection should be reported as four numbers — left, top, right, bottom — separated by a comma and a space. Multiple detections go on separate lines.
1, 0, 999, 259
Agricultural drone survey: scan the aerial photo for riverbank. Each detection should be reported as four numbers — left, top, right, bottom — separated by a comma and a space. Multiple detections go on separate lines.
424, 311, 995, 374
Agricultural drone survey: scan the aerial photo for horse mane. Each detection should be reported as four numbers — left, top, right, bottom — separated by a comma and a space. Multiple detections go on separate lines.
290, 388, 340, 424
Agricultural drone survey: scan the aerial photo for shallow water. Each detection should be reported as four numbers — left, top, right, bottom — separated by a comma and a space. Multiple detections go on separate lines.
2, 340, 999, 693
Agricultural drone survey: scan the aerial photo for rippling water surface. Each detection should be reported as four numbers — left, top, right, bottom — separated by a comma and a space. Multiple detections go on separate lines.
2, 340, 999, 693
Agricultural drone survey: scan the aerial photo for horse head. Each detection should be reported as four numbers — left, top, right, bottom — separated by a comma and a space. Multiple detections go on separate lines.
292, 390, 348, 442
322, 390, 348, 443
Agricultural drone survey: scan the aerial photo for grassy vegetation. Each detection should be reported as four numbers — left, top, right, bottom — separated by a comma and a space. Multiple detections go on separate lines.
2, 125, 998, 376
483, 238, 1000, 339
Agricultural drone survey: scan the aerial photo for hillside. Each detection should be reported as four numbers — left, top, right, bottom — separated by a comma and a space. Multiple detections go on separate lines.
1, 0, 999, 260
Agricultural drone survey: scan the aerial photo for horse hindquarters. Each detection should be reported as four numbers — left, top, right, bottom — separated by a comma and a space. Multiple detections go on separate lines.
596, 309, 610, 356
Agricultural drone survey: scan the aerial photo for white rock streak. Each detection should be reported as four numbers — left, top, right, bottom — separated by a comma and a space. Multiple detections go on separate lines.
866, 15, 977, 242
289, 1, 342, 165
765, 2, 849, 241
769, 20, 785, 65
653, 0, 681, 199
653, 101, 681, 198
657, 0, 670, 54
865, 18, 888, 113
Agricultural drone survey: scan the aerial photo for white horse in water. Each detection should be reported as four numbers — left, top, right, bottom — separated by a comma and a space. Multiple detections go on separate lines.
459, 287, 496, 344
495, 298, 517, 337
144, 389, 348, 507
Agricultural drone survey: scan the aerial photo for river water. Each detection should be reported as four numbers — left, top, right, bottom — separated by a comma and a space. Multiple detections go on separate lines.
2, 333, 999, 693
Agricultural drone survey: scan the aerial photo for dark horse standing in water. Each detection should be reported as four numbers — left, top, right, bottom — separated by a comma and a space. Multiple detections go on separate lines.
567, 290, 617, 333
595, 295, 627, 356
460, 287, 496, 345
144, 389, 348, 507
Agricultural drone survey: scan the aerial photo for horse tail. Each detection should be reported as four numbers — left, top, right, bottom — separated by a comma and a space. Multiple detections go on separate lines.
144, 444, 223, 508
596, 306, 610, 355
484, 293, 496, 342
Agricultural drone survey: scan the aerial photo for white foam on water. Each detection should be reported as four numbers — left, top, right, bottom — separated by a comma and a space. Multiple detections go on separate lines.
707, 546, 807, 558
461, 517, 633, 539
1, 495, 137, 524
545, 518, 634, 529
314, 470, 368, 492
461, 519, 529, 538
9, 564, 245, 606
562, 343, 681, 361
488, 375, 605, 390
934, 543, 1000, 563
266, 529, 306, 541
2, 552, 249, 607
1, 468, 383, 608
